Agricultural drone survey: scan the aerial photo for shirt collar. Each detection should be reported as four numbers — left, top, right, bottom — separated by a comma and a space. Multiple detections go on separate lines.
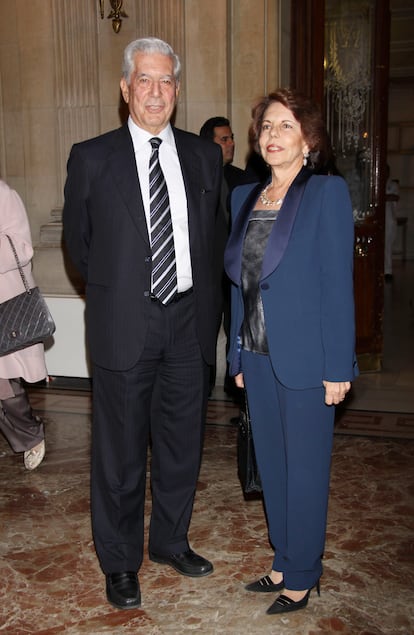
127, 116, 175, 153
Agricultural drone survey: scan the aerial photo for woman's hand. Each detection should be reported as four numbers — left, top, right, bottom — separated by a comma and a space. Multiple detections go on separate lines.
323, 380, 351, 405
235, 373, 245, 389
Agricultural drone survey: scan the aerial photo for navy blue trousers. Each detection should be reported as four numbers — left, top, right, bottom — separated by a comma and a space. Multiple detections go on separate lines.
241, 350, 335, 590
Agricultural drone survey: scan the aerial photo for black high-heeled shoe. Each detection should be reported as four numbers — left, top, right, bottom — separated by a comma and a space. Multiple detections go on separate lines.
245, 575, 284, 593
266, 580, 320, 615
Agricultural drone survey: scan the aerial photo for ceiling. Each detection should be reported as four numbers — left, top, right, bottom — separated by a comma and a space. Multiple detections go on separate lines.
390, 0, 414, 82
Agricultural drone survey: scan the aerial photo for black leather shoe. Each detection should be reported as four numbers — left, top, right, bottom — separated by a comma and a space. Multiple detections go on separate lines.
106, 572, 141, 609
149, 549, 213, 577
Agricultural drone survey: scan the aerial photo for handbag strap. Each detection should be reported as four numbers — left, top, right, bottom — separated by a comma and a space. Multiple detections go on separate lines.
5, 235, 32, 294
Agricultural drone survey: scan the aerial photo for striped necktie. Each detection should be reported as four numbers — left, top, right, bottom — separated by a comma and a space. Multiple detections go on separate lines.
149, 137, 177, 304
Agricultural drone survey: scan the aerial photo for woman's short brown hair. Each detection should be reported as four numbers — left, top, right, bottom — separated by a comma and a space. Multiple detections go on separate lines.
250, 88, 332, 171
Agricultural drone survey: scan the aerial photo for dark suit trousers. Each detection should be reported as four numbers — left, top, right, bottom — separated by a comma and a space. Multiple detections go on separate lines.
91, 294, 209, 574
241, 350, 335, 590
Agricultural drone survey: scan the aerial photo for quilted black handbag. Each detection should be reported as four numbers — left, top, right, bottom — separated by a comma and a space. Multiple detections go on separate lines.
237, 393, 262, 494
0, 235, 55, 356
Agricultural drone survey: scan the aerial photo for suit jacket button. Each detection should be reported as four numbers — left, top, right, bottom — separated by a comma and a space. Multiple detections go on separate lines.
261, 283, 269, 290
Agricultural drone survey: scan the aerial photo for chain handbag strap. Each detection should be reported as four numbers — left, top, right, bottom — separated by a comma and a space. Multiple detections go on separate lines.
5, 234, 32, 294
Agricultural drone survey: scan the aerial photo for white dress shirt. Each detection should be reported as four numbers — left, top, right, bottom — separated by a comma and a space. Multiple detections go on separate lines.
128, 117, 193, 292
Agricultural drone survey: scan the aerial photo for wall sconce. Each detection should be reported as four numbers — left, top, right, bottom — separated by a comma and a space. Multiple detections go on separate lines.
99, 1, 128, 34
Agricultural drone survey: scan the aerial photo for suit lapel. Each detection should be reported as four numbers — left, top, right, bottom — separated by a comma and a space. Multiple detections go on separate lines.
173, 130, 200, 214
261, 168, 311, 279
224, 183, 262, 284
173, 129, 211, 253
225, 169, 312, 284
108, 125, 149, 245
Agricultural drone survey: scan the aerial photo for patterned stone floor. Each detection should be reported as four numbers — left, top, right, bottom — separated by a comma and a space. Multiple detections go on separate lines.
0, 386, 413, 635
0, 262, 412, 633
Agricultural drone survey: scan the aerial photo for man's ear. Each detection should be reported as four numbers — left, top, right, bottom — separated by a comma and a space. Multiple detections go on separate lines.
120, 78, 129, 103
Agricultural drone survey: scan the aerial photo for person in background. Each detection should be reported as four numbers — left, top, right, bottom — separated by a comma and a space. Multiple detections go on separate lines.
199, 116, 252, 397
199, 116, 249, 198
63, 37, 222, 610
384, 164, 400, 282
0, 179, 46, 470
224, 88, 358, 615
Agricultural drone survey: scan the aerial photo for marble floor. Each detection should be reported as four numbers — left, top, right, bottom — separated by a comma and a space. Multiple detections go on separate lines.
348, 261, 414, 414
0, 262, 413, 635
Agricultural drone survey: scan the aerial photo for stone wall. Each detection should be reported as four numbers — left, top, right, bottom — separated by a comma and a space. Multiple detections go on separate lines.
0, 0, 287, 294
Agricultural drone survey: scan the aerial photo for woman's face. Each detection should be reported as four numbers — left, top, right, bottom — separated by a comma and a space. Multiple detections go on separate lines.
258, 101, 309, 171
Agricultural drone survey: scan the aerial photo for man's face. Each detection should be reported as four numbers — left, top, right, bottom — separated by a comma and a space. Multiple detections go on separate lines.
120, 52, 179, 134
213, 126, 235, 165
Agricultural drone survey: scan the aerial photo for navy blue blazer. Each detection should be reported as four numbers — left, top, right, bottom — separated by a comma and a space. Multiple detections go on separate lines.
224, 168, 359, 389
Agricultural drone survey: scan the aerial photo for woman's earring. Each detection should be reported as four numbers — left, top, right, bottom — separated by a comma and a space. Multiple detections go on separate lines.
303, 152, 309, 167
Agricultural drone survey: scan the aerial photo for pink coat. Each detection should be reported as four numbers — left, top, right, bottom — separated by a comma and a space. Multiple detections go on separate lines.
0, 180, 47, 383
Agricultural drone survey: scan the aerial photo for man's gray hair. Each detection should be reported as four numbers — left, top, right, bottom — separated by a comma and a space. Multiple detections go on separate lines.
122, 37, 181, 83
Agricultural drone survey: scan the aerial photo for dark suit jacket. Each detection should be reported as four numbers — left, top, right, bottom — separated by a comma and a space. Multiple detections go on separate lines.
224, 168, 359, 389
63, 124, 222, 371
223, 163, 253, 194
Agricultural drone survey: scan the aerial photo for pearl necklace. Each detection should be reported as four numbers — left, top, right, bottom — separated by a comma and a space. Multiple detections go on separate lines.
259, 184, 284, 207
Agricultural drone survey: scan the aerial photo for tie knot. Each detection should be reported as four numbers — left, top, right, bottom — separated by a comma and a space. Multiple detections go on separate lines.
150, 137, 162, 150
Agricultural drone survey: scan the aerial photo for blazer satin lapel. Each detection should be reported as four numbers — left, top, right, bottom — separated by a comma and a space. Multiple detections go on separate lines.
109, 126, 149, 245
261, 168, 311, 280
225, 183, 262, 284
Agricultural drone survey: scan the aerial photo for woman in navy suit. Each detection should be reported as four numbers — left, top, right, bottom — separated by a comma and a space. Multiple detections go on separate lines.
224, 89, 358, 615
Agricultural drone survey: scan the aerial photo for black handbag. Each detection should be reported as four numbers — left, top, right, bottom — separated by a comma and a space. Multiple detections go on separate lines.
237, 393, 262, 494
0, 235, 55, 356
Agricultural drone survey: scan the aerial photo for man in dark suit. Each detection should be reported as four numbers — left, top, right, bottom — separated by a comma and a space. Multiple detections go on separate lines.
199, 117, 252, 396
63, 37, 222, 610
199, 116, 250, 234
